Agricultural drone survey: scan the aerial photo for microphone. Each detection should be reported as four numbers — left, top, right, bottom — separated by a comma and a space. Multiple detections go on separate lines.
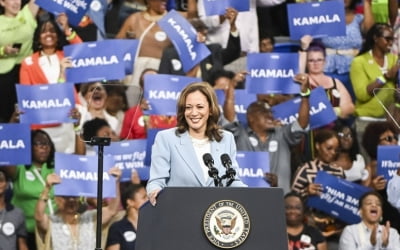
202, 153, 221, 187
220, 153, 236, 187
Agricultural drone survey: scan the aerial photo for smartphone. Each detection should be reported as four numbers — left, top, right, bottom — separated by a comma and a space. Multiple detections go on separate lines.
12, 43, 22, 49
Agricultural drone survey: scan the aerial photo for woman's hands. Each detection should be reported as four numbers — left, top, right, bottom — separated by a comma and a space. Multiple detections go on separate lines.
148, 189, 161, 206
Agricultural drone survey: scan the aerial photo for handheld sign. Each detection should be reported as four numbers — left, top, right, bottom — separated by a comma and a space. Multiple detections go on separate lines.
16, 84, 75, 124
236, 151, 270, 187
54, 152, 116, 197
287, 1, 346, 40
246, 53, 300, 94
35, 0, 92, 26
203, 0, 250, 16
144, 74, 200, 115
377, 145, 400, 180
0, 123, 31, 165
308, 171, 371, 224
158, 10, 211, 73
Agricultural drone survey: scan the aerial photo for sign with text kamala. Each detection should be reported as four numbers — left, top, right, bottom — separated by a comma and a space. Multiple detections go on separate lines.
246, 53, 300, 94
203, 0, 250, 16
308, 171, 371, 224
271, 87, 337, 129
144, 74, 200, 115
158, 10, 211, 73
35, 0, 92, 26
0, 124, 31, 165
54, 152, 116, 197
16, 84, 75, 124
103, 139, 148, 182
64, 39, 138, 82
236, 151, 270, 187
377, 146, 400, 180
287, 1, 345, 40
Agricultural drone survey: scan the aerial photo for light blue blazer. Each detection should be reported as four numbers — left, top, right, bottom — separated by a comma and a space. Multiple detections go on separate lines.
146, 128, 247, 194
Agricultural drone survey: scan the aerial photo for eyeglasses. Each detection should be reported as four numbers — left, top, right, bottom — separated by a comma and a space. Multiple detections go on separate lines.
307, 58, 324, 63
33, 141, 51, 147
381, 36, 394, 42
338, 132, 352, 139
379, 135, 398, 142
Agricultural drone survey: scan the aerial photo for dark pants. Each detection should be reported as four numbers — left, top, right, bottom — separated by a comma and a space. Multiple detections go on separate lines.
0, 64, 20, 122
27, 232, 37, 250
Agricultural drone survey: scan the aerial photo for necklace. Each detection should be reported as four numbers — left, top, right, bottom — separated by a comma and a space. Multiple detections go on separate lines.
143, 11, 166, 22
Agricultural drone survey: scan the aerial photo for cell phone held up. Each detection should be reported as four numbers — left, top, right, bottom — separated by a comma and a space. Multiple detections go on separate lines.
12, 43, 22, 49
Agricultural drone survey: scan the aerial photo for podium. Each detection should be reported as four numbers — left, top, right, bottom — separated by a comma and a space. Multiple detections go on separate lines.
136, 187, 288, 250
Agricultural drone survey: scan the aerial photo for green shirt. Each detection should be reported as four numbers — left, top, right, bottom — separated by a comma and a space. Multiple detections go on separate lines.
371, 0, 389, 23
11, 163, 56, 233
350, 51, 397, 118
0, 5, 37, 73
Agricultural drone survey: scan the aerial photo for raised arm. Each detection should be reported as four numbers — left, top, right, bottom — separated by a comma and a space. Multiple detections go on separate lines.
293, 74, 310, 129
389, 0, 398, 27
28, 0, 39, 17
361, 0, 374, 33
101, 167, 121, 224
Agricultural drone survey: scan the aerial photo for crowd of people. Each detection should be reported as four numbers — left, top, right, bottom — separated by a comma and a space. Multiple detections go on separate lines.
1, 0, 400, 249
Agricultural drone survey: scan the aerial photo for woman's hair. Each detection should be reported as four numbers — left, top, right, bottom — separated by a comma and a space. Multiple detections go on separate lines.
334, 121, 360, 162
362, 121, 397, 160
29, 129, 55, 169
32, 13, 68, 52
79, 81, 105, 97
82, 118, 111, 143
176, 82, 222, 142
358, 23, 392, 55
358, 191, 383, 209
314, 128, 339, 145
121, 183, 145, 210
307, 40, 326, 58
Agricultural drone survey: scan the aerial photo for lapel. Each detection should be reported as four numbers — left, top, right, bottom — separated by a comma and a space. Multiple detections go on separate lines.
175, 131, 206, 185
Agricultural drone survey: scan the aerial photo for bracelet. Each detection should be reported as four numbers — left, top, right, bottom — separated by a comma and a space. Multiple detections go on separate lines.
299, 88, 311, 98
66, 30, 77, 41
376, 76, 386, 85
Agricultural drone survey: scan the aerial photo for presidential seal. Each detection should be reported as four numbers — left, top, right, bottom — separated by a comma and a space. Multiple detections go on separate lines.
203, 200, 250, 249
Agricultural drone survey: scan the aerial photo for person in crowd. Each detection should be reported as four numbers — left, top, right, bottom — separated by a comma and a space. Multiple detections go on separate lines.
299, 40, 355, 120
223, 73, 310, 194
339, 191, 400, 249
77, 81, 120, 134
34, 167, 121, 250
350, 23, 399, 161
301, 0, 374, 99
2, 130, 57, 250
158, 16, 241, 83
291, 129, 346, 239
285, 192, 327, 250
106, 183, 148, 250
19, 13, 82, 153
0, 0, 39, 122
146, 82, 247, 205
0, 169, 28, 250
387, 168, 400, 213
115, 0, 196, 101
361, 121, 400, 232
259, 34, 275, 53
332, 121, 367, 183
104, 83, 129, 136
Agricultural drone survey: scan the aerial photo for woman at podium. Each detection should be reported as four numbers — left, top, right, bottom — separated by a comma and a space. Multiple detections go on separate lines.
146, 82, 247, 205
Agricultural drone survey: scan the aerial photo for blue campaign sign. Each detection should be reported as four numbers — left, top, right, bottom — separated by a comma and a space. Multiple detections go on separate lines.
246, 53, 300, 94
35, 0, 92, 26
203, 0, 250, 16
377, 145, 400, 180
158, 10, 211, 72
144, 128, 162, 167
112, 39, 139, 75
64, 40, 128, 83
236, 151, 270, 187
308, 171, 371, 224
271, 87, 337, 129
54, 152, 116, 197
0, 124, 31, 165
215, 89, 256, 125
144, 74, 200, 115
287, 1, 346, 40
16, 84, 75, 125
103, 139, 148, 182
